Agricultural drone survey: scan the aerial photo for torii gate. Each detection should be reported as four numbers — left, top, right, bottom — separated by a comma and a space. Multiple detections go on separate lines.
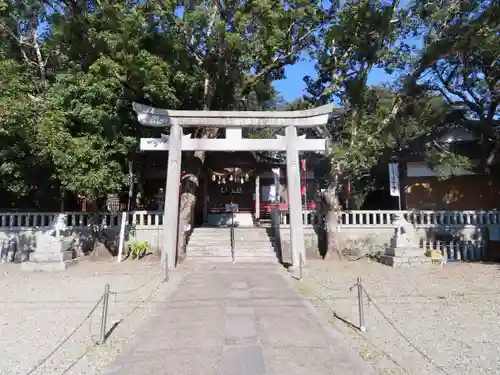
133, 102, 332, 269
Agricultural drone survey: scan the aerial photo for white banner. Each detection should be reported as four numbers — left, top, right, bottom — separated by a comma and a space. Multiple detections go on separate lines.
388, 163, 400, 197
262, 185, 276, 202
271, 168, 280, 203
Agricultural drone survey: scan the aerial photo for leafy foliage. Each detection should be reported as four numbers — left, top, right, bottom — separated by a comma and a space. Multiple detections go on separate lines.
408, 0, 500, 169
126, 239, 149, 260
1, 0, 325, 207
305, 0, 414, 204
0, 0, 497, 218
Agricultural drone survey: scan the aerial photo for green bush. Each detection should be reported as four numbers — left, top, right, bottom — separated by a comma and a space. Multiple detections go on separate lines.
126, 240, 149, 260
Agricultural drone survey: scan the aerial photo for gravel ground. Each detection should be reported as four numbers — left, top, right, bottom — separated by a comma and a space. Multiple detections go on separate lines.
297, 259, 500, 375
0, 257, 189, 375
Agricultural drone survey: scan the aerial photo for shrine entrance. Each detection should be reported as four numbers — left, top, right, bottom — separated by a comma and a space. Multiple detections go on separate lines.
202, 152, 258, 227
133, 103, 331, 269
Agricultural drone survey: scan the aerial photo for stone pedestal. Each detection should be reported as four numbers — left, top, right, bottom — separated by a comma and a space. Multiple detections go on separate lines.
380, 214, 430, 267
21, 235, 77, 271
380, 246, 431, 267
21, 214, 77, 272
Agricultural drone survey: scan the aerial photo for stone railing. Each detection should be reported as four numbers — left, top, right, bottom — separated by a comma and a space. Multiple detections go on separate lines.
0, 211, 164, 230
280, 210, 500, 228
0, 210, 499, 231
1, 210, 495, 263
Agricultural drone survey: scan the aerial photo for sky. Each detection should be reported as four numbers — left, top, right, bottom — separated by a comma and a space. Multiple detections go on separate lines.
272, 59, 394, 102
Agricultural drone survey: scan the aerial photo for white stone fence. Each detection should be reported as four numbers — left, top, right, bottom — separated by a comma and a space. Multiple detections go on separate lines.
0, 210, 499, 231
0, 210, 496, 263
281, 209, 500, 228
278, 210, 495, 262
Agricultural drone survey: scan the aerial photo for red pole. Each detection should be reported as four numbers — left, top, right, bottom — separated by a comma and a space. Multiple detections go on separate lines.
300, 160, 306, 209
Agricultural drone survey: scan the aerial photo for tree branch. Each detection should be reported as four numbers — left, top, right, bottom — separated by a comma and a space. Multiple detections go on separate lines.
0, 22, 33, 66
433, 65, 483, 117
242, 27, 316, 93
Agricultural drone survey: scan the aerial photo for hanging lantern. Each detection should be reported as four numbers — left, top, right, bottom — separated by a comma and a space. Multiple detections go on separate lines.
229, 174, 233, 182
245, 173, 249, 181
240, 177, 244, 184
217, 178, 221, 184
212, 174, 216, 181
222, 177, 226, 184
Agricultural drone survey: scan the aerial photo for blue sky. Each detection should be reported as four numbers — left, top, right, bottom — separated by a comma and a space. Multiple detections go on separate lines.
272, 59, 394, 101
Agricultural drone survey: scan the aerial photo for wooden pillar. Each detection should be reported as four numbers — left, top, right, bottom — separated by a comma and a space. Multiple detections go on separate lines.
285, 125, 305, 268
163, 124, 183, 269
255, 175, 260, 221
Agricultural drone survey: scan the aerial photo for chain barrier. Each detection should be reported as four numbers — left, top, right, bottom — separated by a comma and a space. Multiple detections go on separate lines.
23, 269, 167, 375
305, 273, 453, 375
113, 278, 165, 324
24, 295, 104, 375
319, 289, 410, 373
361, 286, 452, 375
109, 269, 164, 296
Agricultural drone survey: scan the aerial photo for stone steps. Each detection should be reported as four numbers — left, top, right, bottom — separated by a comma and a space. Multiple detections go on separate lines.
187, 227, 278, 263
189, 247, 276, 253
188, 256, 277, 263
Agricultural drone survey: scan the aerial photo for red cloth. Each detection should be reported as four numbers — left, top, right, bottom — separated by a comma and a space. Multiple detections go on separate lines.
260, 202, 317, 213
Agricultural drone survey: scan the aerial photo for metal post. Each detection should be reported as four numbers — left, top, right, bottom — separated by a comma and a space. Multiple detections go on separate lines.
100, 284, 110, 344
357, 277, 366, 332
230, 206, 235, 263
229, 186, 235, 263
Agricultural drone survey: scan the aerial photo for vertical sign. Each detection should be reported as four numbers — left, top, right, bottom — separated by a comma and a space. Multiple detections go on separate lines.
300, 159, 306, 196
271, 168, 280, 204
388, 163, 400, 197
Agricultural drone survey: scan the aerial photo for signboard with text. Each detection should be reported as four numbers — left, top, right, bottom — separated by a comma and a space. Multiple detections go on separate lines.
388, 163, 400, 197
225, 203, 239, 212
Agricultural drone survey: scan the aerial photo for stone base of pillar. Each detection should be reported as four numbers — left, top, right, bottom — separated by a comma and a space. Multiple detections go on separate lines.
21, 236, 78, 272
380, 247, 431, 268
21, 256, 78, 272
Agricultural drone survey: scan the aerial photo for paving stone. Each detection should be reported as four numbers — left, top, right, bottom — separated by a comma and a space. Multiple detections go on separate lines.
225, 315, 259, 345
230, 281, 248, 289
228, 289, 251, 299
225, 306, 255, 315
221, 345, 266, 375
225, 315, 257, 338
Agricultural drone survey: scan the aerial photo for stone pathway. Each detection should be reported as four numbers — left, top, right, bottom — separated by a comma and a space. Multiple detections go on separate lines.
104, 262, 374, 375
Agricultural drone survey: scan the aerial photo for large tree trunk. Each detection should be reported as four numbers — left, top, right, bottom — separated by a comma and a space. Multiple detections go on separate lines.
176, 128, 217, 263
322, 178, 344, 261
175, 69, 216, 263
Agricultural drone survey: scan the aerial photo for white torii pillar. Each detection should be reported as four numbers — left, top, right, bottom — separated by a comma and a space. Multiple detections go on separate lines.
285, 126, 306, 267
133, 103, 333, 269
